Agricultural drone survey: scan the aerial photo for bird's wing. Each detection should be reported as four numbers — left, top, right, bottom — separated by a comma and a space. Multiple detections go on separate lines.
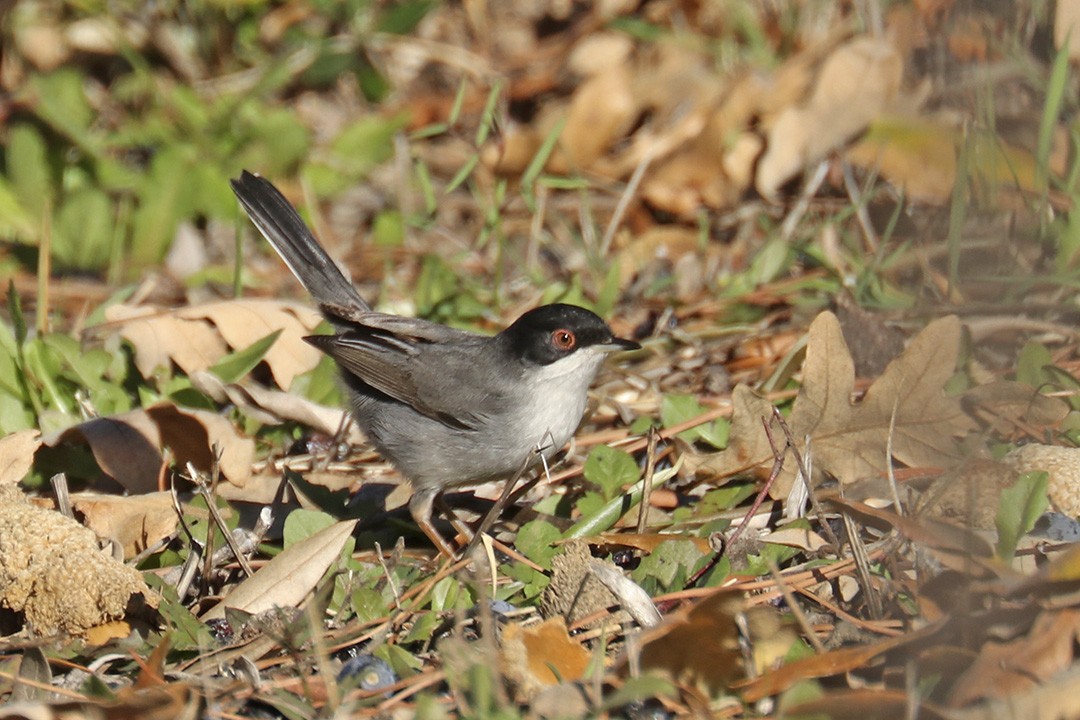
308, 329, 510, 430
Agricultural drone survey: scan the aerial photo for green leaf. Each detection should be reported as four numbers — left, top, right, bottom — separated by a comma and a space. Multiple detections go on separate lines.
283, 508, 338, 548
1016, 341, 1053, 389
0, 176, 37, 241
515, 519, 561, 568
600, 674, 677, 711
351, 586, 390, 624
131, 145, 194, 268
209, 329, 283, 384
152, 582, 216, 650
372, 209, 405, 247
7, 282, 27, 348
631, 538, 706, 593
582, 445, 639, 500
996, 470, 1049, 560
376, 0, 437, 33
7, 123, 53, 222
54, 186, 114, 270
31, 69, 95, 150
660, 394, 728, 448
564, 477, 646, 540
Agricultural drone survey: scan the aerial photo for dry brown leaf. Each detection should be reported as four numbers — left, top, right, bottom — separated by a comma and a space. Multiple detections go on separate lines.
829, 497, 998, 576
104, 299, 323, 389
72, 492, 180, 560
965, 382, 1070, 435
84, 620, 133, 646
736, 619, 944, 702
688, 313, 973, 496
0, 429, 41, 487
849, 116, 1052, 205
557, 63, 638, 171
501, 617, 591, 699
761, 525, 828, 552
950, 609, 1080, 706
189, 370, 363, 443
786, 313, 971, 495
757, 36, 904, 199
681, 384, 775, 483
632, 589, 747, 697
201, 519, 357, 620
44, 403, 255, 492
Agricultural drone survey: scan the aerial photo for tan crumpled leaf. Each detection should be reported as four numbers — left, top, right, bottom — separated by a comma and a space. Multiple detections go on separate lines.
501, 617, 591, 699
757, 36, 904, 199
189, 370, 363, 443
44, 403, 255, 492
556, 62, 638, 171
201, 519, 357, 620
104, 299, 323, 389
688, 312, 974, 497
964, 381, 1070, 434
0, 429, 41, 487
950, 609, 1080, 706
72, 492, 180, 560
682, 384, 775, 482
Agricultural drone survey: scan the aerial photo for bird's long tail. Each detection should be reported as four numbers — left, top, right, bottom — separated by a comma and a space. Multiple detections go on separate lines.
230, 170, 370, 314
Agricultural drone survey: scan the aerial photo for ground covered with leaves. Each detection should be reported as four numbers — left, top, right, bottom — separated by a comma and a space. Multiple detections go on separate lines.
3, 0, 1080, 718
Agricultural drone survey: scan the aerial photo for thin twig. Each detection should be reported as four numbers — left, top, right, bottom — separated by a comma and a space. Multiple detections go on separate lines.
765, 555, 826, 653
636, 428, 659, 535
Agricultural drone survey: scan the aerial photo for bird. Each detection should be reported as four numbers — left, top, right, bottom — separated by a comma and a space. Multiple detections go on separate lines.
230, 170, 640, 556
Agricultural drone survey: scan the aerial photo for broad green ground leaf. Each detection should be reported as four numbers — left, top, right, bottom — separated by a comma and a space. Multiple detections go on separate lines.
283, 508, 337, 548
583, 444, 639, 499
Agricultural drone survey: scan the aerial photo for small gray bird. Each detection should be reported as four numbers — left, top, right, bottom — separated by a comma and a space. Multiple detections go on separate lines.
231, 171, 639, 556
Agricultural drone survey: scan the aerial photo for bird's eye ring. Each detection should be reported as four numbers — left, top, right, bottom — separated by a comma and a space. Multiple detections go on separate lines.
551, 329, 576, 350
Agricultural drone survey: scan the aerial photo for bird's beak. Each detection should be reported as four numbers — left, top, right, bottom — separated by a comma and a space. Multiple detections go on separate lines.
597, 336, 641, 353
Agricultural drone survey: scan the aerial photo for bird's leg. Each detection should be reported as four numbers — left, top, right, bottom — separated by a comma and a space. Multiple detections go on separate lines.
409, 486, 458, 559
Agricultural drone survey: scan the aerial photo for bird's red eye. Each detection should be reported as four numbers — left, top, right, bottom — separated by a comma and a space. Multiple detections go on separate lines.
551, 329, 576, 350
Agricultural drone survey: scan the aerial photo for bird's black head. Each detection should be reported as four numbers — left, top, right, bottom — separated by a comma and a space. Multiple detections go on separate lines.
498, 303, 640, 365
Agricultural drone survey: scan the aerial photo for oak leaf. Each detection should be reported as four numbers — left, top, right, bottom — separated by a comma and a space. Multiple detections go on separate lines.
687, 312, 975, 497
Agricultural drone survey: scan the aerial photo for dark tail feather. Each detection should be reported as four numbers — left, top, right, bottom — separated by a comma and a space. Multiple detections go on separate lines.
230, 170, 369, 313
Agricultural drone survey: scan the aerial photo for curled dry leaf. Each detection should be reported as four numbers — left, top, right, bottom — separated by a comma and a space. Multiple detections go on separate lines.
556, 62, 638, 171
201, 519, 357, 620
44, 403, 255, 492
588, 559, 662, 627
949, 608, 1080, 706
0, 429, 41, 487
628, 589, 749, 698
72, 492, 179, 560
501, 617, 591, 700
1056, 0, 1080, 61
189, 370, 364, 443
756, 36, 904, 199
104, 299, 323, 389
